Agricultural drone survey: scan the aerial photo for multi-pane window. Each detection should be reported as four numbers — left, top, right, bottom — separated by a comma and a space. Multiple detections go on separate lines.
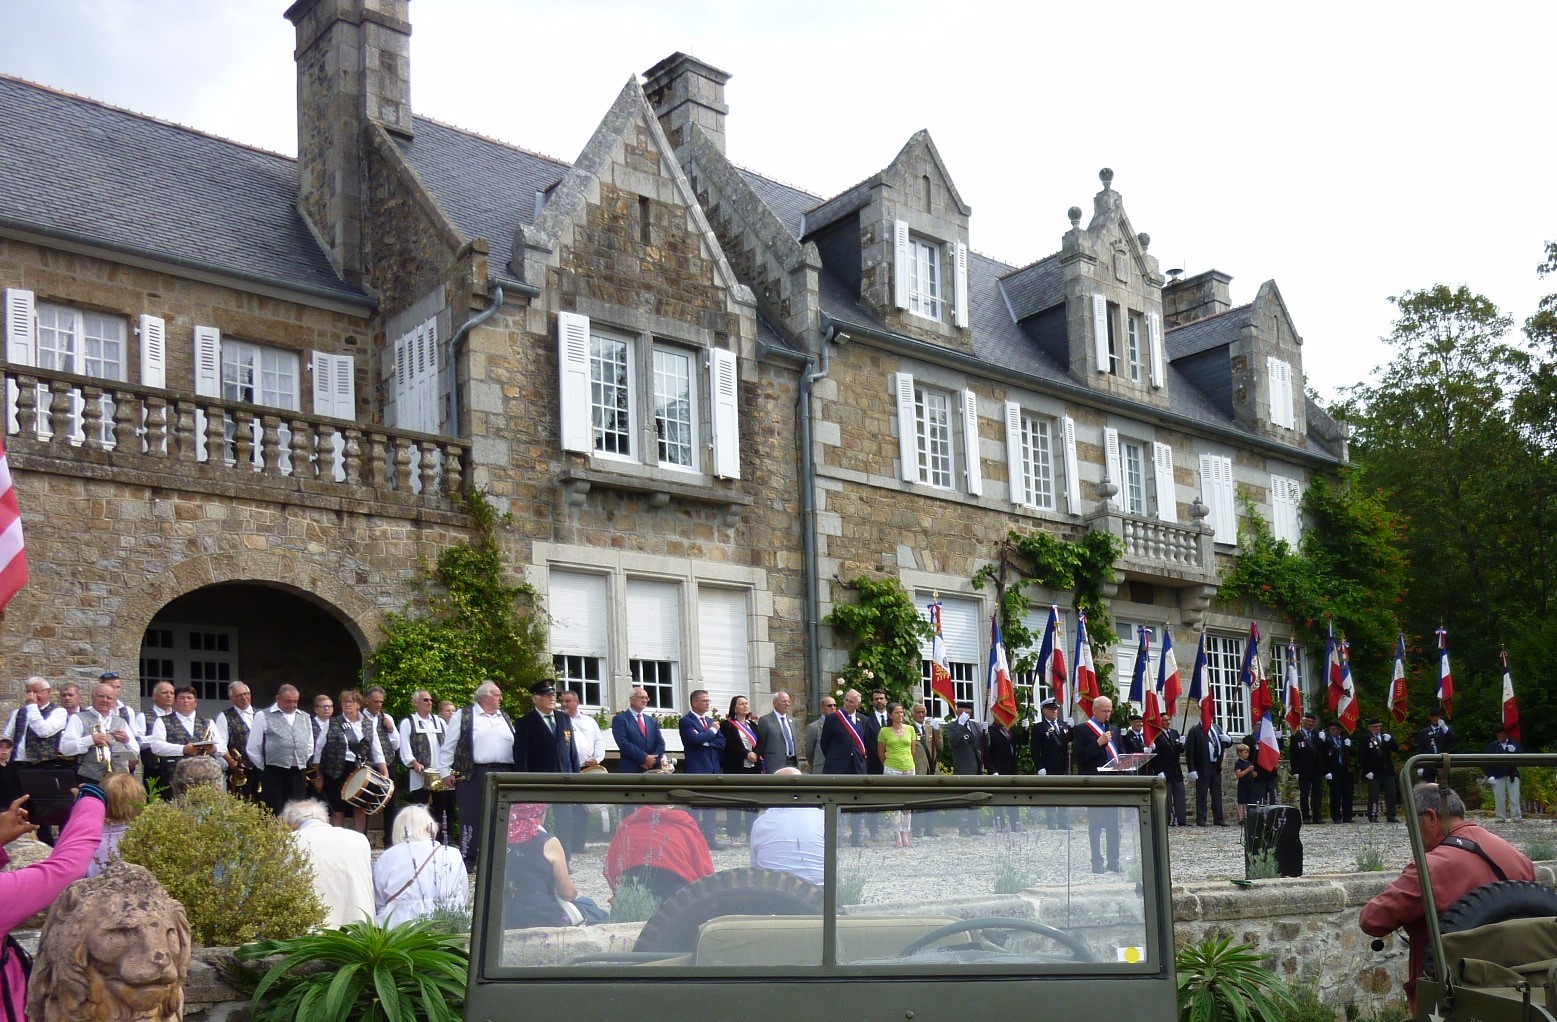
914, 387, 954, 488
652, 346, 696, 469
907, 239, 942, 319
1205, 634, 1248, 736
590, 333, 633, 457
35, 304, 126, 380
1126, 312, 1145, 382
919, 659, 977, 716
1106, 302, 1121, 375
1122, 441, 1148, 516
554, 655, 604, 708
1271, 642, 1309, 716
139, 628, 176, 699
137, 626, 237, 703
221, 340, 298, 410
1113, 622, 1160, 714
1018, 414, 1055, 510
631, 659, 676, 710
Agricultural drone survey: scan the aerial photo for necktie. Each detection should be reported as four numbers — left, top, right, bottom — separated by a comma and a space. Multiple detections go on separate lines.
637, 713, 647, 737
545, 714, 555, 734
781, 716, 794, 757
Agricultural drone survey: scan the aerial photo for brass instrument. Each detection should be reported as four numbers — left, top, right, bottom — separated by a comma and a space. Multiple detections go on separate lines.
91, 718, 113, 772
226, 748, 248, 790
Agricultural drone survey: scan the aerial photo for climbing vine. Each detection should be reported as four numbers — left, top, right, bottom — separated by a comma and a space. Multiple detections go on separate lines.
973, 529, 1125, 715
824, 575, 932, 708
366, 492, 554, 720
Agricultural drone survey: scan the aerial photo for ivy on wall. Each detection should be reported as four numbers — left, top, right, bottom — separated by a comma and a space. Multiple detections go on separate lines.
824, 575, 932, 709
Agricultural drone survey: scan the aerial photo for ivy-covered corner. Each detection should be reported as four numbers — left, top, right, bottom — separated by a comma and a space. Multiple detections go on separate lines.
824, 575, 932, 709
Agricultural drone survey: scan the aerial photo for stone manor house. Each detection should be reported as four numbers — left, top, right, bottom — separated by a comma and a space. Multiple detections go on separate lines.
0, 0, 1345, 740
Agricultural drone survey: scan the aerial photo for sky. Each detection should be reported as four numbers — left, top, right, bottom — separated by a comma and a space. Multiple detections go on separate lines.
1, 0, 1553, 400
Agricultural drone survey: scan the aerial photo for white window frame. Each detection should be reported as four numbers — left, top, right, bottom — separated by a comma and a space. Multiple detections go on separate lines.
652, 344, 698, 471
907, 237, 943, 320
1273, 641, 1309, 712
1126, 311, 1145, 383
1008, 405, 1056, 511
1122, 439, 1148, 516
1199, 453, 1238, 546
221, 339, 299, 411
137, 625, 239, 703
1270, 473, 1303, 546
1205, 633, 1248, 736
590, 330, 635, 460
1106, 301, 1121, 375
914, 385, 955, 489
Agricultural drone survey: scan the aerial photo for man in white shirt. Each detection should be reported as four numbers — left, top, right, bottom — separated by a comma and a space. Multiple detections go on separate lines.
149, 686, 226, 792
8, 677, 71, 769
97, 671, 139, 734
362, 686, 401, 845
137, 680, 176, 792
441, 681, 515, 868
399, 689, 455, 844
212, 681, 262, 804
558, 689, 604, 854
756, 691, 799, 773
283, 798, 374, 927
57, 683, 82, 720
247, 684, 316, 815
60, 682, 140, 782
749, 768, 824, 885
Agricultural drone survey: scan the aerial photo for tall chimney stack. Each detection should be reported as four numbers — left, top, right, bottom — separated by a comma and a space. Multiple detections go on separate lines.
643, 52, 732, 156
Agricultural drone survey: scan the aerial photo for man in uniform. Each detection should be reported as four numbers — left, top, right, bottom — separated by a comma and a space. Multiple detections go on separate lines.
1415, 708, 1453, 782
1185, 718, 1229, 826
1359, 717, 1401, 823
137, 680, 176, 793
1152, 720, 1187, 827
1074, 695, 1124, 873
149, 686, 224, 793
361, 686, 401, 847
440, 681, 515, 869
399, 689, 454, 842
60, 682, 138, 783
212, 681, 262, 804
246, 684, 315, 815
1361, 783, 1534, 1012
1323, 722, 1354, 823
1484, 725, 1524, 822
1031, 698, 1070, 829
945, 700, 984, 837
1290, 711, 1325, 824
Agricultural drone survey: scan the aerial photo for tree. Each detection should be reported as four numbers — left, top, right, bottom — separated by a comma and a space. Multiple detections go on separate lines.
366, 492, 553, 720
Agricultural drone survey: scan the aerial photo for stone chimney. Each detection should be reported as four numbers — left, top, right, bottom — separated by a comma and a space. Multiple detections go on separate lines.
643, 52, 731, 155
1161, 269, 1233, 327
284, 0, 413, 286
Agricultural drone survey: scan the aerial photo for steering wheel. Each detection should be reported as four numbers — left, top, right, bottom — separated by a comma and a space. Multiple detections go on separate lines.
899, 916, 1095, 961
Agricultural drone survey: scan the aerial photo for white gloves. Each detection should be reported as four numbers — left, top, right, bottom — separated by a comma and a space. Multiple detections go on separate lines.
928, 718, 942, 730
1325, 773, 1333, 781
1188, 771, 1198, 780
1365, 772, 1374, 780
1158, 772, 1166, 779
1383, 734, 1392, 743
1344, 739, 1352, 747
1037, 768, 1047, 776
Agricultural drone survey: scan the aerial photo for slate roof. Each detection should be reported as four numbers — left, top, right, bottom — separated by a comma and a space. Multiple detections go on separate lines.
802, 178, 873, 237
393, 117, 568, 275
998, 254, 1065, 321
1164, 303, 1253, 360
0, 75, 368, 306
737, 168, 812, 241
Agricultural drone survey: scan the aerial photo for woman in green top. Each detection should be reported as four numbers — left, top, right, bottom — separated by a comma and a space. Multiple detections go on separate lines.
877, 703, 916, 846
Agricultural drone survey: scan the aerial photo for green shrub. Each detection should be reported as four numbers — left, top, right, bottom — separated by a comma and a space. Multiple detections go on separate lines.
1522, 769, 1557, 814
1524, 839, 1557, 862
1446, 768, 1488, 812
609, 881, 662, 923
1354, 846, 1386, 872
1176, 934, 1297, 1022
237, 918, 467, 1022
119, 785, 325, 945
1286, 983, 1341, 1022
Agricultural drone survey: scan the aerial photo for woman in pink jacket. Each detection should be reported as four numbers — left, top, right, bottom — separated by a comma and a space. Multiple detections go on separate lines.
0, 785, 106, 1017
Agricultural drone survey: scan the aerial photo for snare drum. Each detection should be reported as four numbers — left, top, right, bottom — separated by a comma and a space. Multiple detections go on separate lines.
341, 765, 395, 815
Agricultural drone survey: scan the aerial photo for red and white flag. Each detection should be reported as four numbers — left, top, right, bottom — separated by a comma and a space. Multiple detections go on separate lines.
1074, 611, 1098, 719
987, 615, 1018, 728
1284, 637, 1303, 732
0, 434, 26, 613
1337, 641, 1360, 733
1325, 621, 1344, 713
1389, 634, 1409, 725
1256, 712, 1281, 773
1501, 649, 1520, 743
1187, 631, 1214, 732
1036, 606, 1067, 710
1435, 627, 1454, 717
1157, 626, 1182, 718
928, 599, 956, 709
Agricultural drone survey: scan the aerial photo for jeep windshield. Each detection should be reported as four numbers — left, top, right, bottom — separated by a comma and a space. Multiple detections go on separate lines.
466, 773, 1177, 1021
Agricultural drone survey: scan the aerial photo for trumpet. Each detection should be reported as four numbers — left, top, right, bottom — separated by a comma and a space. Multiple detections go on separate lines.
91, 720, 113, 771
426, 770, 464, 792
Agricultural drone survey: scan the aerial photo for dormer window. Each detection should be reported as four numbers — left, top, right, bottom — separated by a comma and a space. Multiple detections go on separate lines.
907, 237, 942, 320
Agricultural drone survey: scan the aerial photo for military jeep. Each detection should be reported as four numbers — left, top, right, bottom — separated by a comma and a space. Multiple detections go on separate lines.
1402, 753, 1557, 1022
466, 771, 1177, 1021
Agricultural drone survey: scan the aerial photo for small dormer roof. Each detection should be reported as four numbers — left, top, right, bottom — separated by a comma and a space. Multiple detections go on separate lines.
997, 253, 1064, 321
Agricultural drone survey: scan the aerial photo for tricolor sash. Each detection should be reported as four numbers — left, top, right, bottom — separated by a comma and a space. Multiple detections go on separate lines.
837, 713, 868, 760
733, 717, 760, 768
1084, 718, 1119, 766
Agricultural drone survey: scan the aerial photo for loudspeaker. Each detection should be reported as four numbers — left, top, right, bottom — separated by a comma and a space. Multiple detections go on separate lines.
1244, 804, 1303, 877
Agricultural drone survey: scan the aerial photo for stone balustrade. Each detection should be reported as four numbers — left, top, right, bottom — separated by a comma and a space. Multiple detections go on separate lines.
4, 366, 468, 512
1121, 514, 1205, 568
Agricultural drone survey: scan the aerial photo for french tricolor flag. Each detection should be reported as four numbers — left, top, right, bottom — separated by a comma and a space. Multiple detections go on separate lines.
1036, 605, 1067, 710
0, 435, 26, 614
1074, 611, 1098, 719
1435, 627, 1454, 717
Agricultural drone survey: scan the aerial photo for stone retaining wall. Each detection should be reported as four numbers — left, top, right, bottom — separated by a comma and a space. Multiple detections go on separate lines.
106, 862, 1557, 1020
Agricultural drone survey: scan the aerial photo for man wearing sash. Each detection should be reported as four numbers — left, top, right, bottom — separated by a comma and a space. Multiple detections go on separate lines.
1074, 695, 1124, 873
149, 687, 224, 793
399, 690, 454, 843
212, 681, 263, 804
820, 689, 870, 846
60, 682, 138, 783
247, 684, 315, 815
440, 681, 515, 870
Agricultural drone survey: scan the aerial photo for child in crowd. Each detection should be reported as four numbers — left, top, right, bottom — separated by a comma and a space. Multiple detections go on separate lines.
1233, 744, 1256, 823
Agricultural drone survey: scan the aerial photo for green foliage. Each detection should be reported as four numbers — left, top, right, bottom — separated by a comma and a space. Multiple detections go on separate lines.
1446, 768, 1488, 812
609, 881, 662, 923
119, 785, 325, 946
1523, 839, 1556, 862
367, 492, 554, 720
1175, 934, 1297, 1022
237, 918, 468, 1022
992, 836, 1035, 894
1521, 768, 1557, 814
1354, 845, 1387, 873
1285, 984, 1342, 1022
825, 575, 931, 708
973, 529, 1124, 713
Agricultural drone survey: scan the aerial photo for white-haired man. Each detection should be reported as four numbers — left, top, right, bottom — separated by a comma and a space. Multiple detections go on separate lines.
246, 685, 316, 815
399, 690, 455, 844
283, 798, 374, 927
440, 681, 515, 869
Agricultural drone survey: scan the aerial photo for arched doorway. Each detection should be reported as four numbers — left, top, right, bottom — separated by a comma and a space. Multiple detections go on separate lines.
137, 582, 363, 708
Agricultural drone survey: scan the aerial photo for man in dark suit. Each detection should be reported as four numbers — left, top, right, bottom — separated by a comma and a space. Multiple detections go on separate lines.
611, 686, 665, 773
1415, 709, 1453, 782
945, 701, 984, 836
820, 689, 871, 845
1290, 711, 1326, 824
1324, 721, 1355, 823
1152, 723, 1187, 827
864, 689, 890, 775
1030, 698, 1070, 830
1360, 717, 1402, 823
1184, 719, 1229, 826
678, 689, 725, 845
516, 682, 578, 773
755, 691, 799, 773
1074, 695, 1124, 873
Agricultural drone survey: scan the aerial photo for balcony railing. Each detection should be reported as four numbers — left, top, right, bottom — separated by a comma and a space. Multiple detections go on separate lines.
4, 367, 468, 510
1086, 494, 1217, 587
1121, 515, 1204, 569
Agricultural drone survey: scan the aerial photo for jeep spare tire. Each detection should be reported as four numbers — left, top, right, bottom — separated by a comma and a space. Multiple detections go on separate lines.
1424, 880, 1557, 977
632, 867, 823, 954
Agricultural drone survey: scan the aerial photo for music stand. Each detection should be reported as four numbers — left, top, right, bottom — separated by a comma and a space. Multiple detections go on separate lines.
1101, 752, 1154, 774
19, 767, 79, 830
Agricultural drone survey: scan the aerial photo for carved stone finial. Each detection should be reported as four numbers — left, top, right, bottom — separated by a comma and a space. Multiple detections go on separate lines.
1137, 232, 1151, 250
29, 860, 191, 1022
1067, 206, 1083, 228
1099, 167, 1114, 190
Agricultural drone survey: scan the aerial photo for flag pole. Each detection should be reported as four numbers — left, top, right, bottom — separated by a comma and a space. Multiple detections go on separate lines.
1178, 628, 1197, 732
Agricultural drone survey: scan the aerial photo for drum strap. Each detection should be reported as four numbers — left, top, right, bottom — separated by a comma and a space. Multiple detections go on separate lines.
384, 849, 438, 907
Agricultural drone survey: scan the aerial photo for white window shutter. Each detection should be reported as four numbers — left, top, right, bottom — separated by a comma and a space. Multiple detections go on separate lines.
953, 242, 969, 328
137, 314, 166, 389
5, 288, 35, 367
1213, 456, 1237, 544
961, 388, 981, 496
1092, 294, 1110, 372
1153, 442, 1177, 522
193, 326, 221, 397
558, 311, 592, 453
1267, 357, 1295, 429
1103, 427, 1122, 495
310, 351, 334, 416
316, 353, 355, 419
1280, 361, 1295, 428
1004, 401, 1026, 507
1062, 415, 1081, 513
893, 220, 912, 310
418, 321, 437, 433
710, 347, 740, 479
894, 372, 917, 482
1148, 312, 1164, 389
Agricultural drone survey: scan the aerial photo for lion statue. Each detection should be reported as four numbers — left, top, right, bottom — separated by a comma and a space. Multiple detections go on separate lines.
28, 859, 191, 1022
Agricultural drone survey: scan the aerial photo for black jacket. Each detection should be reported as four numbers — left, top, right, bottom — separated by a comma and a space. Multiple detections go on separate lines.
1031, 717, 1071, 775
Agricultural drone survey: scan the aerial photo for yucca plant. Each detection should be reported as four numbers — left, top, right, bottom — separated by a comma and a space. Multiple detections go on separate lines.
236, 918, 468, 1022
1176, 934, 1296, 1022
